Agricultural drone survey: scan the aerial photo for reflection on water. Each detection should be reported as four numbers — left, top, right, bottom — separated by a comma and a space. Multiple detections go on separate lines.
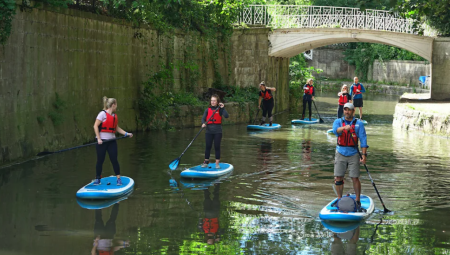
1, 92, 450, 254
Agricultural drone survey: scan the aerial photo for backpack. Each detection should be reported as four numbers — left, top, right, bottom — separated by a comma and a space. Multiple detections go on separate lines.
336, 196, 357, 212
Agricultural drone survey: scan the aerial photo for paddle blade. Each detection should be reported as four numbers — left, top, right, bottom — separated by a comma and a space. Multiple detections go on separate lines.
169, 158, 180, 170
169, 178, 178, 188
36, 151, 53, 156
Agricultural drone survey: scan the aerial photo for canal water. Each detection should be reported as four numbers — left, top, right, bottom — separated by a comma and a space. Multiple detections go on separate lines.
1, 92, 450, 254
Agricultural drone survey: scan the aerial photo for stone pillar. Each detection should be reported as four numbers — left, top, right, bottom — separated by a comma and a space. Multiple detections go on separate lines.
431, 38, 450, 100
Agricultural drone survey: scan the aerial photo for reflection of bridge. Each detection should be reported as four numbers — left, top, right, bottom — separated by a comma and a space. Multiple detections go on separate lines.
239, 5, 450, 100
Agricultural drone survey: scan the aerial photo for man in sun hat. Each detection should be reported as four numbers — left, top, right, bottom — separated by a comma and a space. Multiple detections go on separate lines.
332, 102, 368, 211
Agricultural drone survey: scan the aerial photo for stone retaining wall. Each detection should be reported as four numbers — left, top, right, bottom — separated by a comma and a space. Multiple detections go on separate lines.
0, 5, 288, 165
317, 81, 429, 95
393, 104, 450, 137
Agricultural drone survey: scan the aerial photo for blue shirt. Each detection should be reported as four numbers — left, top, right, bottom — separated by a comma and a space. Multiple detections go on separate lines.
332, 117, 369, 156
350, 83, 366, 99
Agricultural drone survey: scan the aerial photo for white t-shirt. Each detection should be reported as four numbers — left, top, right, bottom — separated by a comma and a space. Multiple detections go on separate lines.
96, 111, 116, 140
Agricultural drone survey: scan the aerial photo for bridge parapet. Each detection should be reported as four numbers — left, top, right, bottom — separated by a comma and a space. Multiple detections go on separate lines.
239, 5, 436, 36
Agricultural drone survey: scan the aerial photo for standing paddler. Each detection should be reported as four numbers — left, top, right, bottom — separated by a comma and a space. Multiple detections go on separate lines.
301, 78, 315, 120
332, 103, 368, 211
258, 81, 276, 126
349, 77, 366, 120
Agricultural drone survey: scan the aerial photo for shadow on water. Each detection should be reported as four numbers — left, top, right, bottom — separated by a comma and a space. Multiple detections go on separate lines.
1, 92, 450, 254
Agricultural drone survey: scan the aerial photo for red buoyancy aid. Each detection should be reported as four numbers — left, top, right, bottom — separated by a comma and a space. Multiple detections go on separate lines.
337, 119, 359, 147
352, 83, 362, 95
261, 90, 273, 100
304, 84, 314, 95
99, 251, 114, 255
339, 93, 349, 106
99, 111, 118, 133
203, 218, 219, 234
207, 108, 222, 124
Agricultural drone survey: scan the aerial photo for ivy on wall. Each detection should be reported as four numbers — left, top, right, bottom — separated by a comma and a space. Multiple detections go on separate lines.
0, 0, 15, 45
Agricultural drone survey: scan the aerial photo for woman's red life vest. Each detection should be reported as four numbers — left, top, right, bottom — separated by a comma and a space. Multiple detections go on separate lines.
352, 83, 362, 95
98, 111, 118, 133
206, 108, 222, 124
337, 119, 359, 147
203, 218, 219, 234
339, 93, 349, 106
260, 89, 273, 100
304, 84, 314, 95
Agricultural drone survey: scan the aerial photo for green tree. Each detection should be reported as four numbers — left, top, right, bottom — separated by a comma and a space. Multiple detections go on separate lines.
394, 0, 450, 36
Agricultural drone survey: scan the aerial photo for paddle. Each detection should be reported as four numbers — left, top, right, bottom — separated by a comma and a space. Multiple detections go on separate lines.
312, 100, 325, 123
252, 101, 262, 125
347, 127, 391, 213
169, 107, 220, 170
36, 136, 128, 156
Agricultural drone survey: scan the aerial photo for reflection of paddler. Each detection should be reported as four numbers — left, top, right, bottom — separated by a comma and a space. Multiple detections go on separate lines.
258, 141, 273, 167
331, 226, 360, 255
198, 184, 221, 245
92, 204, 129, 255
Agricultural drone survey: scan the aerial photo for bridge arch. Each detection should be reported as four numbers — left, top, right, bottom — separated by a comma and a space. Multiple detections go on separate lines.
269, 28, 434, 61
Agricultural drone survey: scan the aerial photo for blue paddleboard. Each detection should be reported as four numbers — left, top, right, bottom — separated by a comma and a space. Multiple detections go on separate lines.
180, 172, 232, 190
180, 163, 234, 179
77, 189, 133, 210
327, 129, 333, 134
76, 176, 135, 199
319, 194, 374, 222
360, 119, 368, 125
321, 220, 364, 234
247, 123, 281, 130
291, 118, 319, 124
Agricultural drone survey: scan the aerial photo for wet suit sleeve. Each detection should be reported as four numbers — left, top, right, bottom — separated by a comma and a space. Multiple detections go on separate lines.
202, 109, 208, 123
219, 108, 229, 118
349, 85, 354, 97
347, 94, 352, 101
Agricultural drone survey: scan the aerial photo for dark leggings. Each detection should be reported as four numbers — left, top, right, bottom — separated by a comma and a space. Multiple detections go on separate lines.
337, 105, 344, 118
302, 99, 312, 116
96, 140, 120, 179
205, 133, 222, 160
94, 203, 119, 239
262, 100, 274, 118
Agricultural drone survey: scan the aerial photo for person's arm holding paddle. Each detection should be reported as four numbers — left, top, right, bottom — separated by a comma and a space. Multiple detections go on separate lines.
357, 120, 368, 164
116, 126, 133, 138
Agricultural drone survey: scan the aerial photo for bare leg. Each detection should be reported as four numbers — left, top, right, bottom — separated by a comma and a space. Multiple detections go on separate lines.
351, 177, 361, 202
334, 176, 344, 199
359, 107, 363, 119
215, 159, 220, 168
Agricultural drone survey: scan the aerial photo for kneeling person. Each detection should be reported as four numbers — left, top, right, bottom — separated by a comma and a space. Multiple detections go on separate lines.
332, 103, 368, 210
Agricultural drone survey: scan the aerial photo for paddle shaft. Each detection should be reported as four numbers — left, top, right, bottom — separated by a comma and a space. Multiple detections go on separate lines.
252, 102, 263, 125
37, 136, 128, 156
347, 130, 390, 212
177, 107, 220, 159
312, 100, 324, 122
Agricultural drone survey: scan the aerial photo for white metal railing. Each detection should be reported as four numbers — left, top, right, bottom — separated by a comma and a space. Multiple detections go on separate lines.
239, 5, 435, 36
303, 50, 313, 60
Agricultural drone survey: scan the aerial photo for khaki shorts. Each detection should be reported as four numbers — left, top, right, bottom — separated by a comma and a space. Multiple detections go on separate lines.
334, 152, 360, 178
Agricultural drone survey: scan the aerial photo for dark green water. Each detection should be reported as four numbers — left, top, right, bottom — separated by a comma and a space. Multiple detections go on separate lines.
1, 92, 450, 254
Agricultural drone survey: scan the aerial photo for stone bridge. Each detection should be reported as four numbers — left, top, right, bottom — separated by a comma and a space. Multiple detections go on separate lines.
239, 5, 450, 100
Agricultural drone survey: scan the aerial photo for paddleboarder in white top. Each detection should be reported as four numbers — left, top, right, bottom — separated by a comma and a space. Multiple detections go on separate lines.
93, 97, 133, 186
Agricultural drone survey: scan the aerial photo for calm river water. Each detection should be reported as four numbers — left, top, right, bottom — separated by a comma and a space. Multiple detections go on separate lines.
1, 92, 450, 255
